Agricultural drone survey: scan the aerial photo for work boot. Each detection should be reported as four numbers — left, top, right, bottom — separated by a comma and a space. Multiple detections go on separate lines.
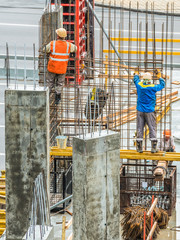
55, 93, 61, 105
151, 140, 158, 153
136, 140, 143, 153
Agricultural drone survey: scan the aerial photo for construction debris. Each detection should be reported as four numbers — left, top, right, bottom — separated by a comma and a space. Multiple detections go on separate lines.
121, 206, 169, 240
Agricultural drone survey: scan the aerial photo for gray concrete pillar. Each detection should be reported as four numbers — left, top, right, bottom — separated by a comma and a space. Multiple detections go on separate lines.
5, 87, 50, 240
73, 130, 121, 240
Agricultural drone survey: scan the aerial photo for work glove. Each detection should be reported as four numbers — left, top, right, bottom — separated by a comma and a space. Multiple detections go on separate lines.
155, 69, 162, 79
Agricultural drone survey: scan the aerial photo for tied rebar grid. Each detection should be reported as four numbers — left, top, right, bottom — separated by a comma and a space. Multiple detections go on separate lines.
26, 172, 50, 240
38, 0, 177, 151
4, 42, 38, 90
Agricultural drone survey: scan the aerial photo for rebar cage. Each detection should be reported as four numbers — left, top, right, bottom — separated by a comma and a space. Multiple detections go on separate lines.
37, 1, 179, 150
120, 163, 176, 215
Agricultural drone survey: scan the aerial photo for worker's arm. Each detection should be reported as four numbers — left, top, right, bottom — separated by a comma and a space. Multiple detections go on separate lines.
43, 42, 51, 53
133, 74, 140, 87
154, 78, 165, 92
70, 43, 77, 53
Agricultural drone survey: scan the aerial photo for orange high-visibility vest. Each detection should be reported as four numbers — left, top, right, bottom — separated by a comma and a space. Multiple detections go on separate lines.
47, 40, 71, 74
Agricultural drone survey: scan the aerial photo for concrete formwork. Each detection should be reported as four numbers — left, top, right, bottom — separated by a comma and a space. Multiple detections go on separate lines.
5, 87, 49, 240
73, 130, 121, 240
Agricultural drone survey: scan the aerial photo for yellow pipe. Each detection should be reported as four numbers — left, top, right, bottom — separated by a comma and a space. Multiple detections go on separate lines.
0, 220, 5, 228
103, 49, 180, 55
0, 195, 5, 205
111, 37, 180, 43
120, 150, 180, 161
50, 146, 180, 161
0, 210, 6, 219
0, 228, 6, 235
1, 171, 5, 179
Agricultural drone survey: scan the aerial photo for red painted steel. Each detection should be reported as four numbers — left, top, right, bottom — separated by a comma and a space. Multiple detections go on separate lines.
75, 0, 86, 84
151, 195, 154, 240
144, 211, 146, 240
60, 0, 93, 85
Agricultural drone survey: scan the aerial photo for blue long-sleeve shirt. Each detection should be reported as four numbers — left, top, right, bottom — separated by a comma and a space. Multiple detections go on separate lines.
133, 75, 165, 113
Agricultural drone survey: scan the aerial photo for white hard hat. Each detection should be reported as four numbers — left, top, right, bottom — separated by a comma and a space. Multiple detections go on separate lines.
56, 28, 67, 38
143, 72, 152, 80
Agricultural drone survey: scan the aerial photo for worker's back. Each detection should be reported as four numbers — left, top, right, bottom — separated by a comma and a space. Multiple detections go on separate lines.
47, 40, 71, 74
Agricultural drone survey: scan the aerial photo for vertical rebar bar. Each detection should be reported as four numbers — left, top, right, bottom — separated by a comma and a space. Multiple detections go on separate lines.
33, 43, 36, 90
14, 43, 17, 89
24, 44, 27, 90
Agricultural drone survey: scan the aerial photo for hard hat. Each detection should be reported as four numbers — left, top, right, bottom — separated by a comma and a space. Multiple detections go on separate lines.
56, 28, 67, 38
143, 72, 152, 80
163, 129, 171, 136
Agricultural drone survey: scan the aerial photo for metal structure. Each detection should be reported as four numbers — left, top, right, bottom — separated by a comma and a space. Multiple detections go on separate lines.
120, 163, 176, 216
41, 0, 179, 152
3, 0, 180, 214
38, 1, 179, 211
50, 156, 72, 208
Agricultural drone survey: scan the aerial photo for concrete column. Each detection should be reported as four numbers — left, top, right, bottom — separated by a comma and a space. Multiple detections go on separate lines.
5, 87, 49, 240
73, 130, 121, 240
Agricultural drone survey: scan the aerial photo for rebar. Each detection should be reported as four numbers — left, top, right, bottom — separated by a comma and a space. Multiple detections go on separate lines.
36, 0, 176, 152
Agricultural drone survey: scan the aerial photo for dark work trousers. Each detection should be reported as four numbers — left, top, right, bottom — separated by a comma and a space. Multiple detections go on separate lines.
46, 71, 66, 94
137, 111, 157, 141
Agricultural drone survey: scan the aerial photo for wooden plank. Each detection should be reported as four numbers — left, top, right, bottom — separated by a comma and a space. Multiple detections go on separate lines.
66, 210, 73, 216
102, 91, 178, 121
172, 81, 180, 85
65, 217, 73, 230
147, 198, 158, 217
146, 221, 158, 240
67, 232, 73, 240
62, 216, 66, 240
102, 61, 169, 79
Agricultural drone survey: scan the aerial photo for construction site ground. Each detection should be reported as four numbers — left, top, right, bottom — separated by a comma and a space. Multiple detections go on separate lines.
1, 0, 180, 239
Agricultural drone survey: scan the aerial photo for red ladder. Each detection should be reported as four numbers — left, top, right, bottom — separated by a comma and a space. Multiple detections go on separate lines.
75, 0, 86, 84
53, 0, 94, 85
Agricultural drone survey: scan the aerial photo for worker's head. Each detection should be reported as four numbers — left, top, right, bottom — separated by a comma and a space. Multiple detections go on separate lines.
163, 129, 171, 140
56, 28, 67, 40
142, 72, 152, 84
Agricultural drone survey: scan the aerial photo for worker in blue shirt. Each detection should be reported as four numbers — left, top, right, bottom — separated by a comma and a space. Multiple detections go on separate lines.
133, 69, 165, 153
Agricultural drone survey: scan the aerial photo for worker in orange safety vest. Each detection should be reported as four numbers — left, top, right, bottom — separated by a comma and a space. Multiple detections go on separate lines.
44, 28, 77, 104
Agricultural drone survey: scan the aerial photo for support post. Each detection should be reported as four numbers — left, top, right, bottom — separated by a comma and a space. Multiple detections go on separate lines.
73, 130, 121, 240
5, 87, 50, 240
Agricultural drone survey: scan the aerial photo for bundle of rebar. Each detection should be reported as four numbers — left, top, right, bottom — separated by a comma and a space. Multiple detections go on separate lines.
121, 206, 169, 240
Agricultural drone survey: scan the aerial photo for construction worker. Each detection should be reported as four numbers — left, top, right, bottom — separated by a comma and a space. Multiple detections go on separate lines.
44, 28, 77, 104
159, 130, 175, 152
133, 69, 165, 153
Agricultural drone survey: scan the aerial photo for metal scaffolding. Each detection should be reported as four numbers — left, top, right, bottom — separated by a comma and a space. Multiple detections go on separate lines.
37, 1, 179, 152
